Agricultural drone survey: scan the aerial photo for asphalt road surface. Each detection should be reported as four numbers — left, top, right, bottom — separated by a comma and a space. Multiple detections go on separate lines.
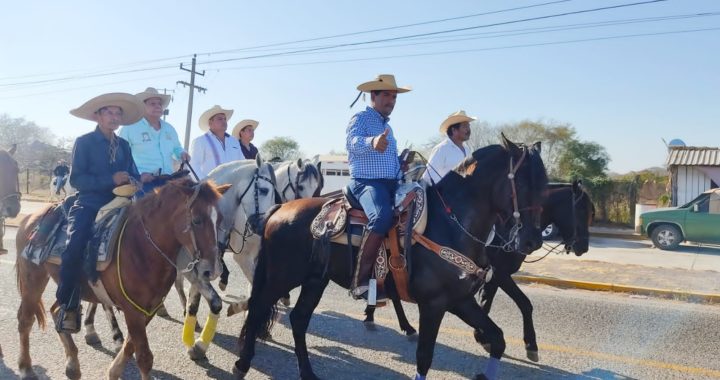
1, 226, 719, 379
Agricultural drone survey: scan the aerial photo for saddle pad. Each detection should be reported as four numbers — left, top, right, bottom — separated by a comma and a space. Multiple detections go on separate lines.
21, 204, 67, 265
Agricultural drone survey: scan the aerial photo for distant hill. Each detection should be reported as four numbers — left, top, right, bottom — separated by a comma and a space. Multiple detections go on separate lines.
608, 166, 667, 179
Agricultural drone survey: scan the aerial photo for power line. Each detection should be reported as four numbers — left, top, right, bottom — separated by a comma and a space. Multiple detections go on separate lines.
208, 27, 720, 71
0, 64, 179, 88
198, 0, 574, 57
198, 0, 669, 65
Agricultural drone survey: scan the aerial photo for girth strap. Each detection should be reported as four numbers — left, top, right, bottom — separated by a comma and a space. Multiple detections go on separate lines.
386, 228, 413, 302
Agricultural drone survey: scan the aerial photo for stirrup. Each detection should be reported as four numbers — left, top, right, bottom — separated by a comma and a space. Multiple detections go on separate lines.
53, 305, 82, 334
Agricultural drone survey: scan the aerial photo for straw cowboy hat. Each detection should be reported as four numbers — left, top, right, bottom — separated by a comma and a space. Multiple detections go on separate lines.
70, 92, 145, 125
439, 110, 476, 134
198, 105, 234, 131
232, 119, 259, 139
357, 74, 412, 93
135, 87, 171, 109
112, 184, 138, 197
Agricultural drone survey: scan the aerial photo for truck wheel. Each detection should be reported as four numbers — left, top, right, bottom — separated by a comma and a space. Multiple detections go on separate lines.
651, 225, 682, 250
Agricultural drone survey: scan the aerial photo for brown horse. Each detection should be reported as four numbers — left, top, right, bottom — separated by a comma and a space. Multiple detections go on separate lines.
15, 178, 228, 380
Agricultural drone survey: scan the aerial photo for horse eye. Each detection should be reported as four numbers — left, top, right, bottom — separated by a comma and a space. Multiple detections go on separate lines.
259, 188, 269, 196
297, 185, 304, 191
192, 217, 202, 226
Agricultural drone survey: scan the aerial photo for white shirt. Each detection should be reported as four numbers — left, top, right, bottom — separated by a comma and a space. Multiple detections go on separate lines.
422, 138, 470, 184
189, 132, 245, 179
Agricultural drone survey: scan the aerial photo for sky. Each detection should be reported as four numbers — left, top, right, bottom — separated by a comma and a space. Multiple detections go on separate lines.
1, 0, 718, 174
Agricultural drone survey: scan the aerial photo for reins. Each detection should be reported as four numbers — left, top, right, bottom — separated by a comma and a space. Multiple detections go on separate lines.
281, 163, 302, 201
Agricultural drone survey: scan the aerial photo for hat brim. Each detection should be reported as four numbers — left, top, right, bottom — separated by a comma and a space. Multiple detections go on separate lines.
357, 81, 412, 93
137, 92, 171, 109
70, 93, 145, 125
232, 120, 259, 138
439, 115, 476, 134
112, 184, 138, 197
199, 108, 234, 131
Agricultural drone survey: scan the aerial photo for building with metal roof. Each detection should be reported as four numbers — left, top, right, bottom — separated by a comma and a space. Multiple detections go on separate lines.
666, 146, 720, 206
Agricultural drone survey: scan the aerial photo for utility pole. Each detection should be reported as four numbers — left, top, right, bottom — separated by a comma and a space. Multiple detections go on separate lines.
155, 88, 175, 121
177, 54, 206, 151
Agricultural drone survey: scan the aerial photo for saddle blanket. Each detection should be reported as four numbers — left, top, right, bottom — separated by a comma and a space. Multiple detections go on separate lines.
21, 198, 130, 274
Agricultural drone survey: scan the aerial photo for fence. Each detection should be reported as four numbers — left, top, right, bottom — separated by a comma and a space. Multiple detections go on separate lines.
18, 168, 53, 198
583, 176, 668, 226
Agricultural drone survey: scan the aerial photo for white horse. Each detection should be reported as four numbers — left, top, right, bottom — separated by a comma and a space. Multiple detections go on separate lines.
225, 159, 323, 316
49, 173, 75, 201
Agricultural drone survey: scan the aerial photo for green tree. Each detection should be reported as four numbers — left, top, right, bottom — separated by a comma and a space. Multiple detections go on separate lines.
557, 140, 610, 180
260, 136, 301, 161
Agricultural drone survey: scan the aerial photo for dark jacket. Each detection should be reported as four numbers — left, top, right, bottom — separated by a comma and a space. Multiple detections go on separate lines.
69, 127, 139, 209
53, 164, 70, 177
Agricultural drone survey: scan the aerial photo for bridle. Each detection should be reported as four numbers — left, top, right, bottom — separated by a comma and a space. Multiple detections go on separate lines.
118, 183, 213, 317
0, 163, 22, 218
225, 167, 274, 254
280, 163, 303, 202
436, 146, 536, 252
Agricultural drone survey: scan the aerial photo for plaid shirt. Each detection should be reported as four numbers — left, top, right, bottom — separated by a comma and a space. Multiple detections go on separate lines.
346, 106, 400, 179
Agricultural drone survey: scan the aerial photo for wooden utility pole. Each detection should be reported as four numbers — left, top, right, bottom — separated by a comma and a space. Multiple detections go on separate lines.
155, 88, 175, 121
177, 54, 206, 151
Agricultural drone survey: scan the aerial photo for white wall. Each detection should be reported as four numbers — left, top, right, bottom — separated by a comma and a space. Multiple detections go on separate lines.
675, 166, 712, 205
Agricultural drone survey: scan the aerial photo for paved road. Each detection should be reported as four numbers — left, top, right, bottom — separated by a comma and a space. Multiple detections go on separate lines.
1, 226, 719, 379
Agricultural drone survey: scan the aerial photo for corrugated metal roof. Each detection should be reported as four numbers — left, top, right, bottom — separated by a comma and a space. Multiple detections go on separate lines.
666, 146, 720, 166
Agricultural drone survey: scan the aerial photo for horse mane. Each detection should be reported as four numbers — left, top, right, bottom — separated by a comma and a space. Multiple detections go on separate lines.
132, 178, 222, 217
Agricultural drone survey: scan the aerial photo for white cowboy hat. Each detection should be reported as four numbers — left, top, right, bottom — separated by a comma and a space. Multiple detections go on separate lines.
70, 92, 145, 125
198, 105, 234, 131
232, 119, 259, 139
439, 110, 476, 134
135, 87, 171, 109
112, 183, 138, 197
357, 74, 412, 93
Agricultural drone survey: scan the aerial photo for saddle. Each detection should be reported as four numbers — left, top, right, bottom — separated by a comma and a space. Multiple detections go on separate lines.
21, 195, 132, 279
310, 182, 428, 302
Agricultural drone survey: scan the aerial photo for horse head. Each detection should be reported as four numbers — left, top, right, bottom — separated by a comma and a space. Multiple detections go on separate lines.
275, 159, 324, 202
210, 158, 278, 250
154, 178, 228, 281
0, 147, 21, 218
567, 179, 594, 255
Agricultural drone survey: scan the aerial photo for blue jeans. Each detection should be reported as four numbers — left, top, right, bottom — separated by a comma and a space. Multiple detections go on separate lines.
56, 203, 99, 310
349, 178, 398, 235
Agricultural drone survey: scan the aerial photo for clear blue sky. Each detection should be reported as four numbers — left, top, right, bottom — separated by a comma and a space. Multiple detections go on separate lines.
1, 0, 718, 173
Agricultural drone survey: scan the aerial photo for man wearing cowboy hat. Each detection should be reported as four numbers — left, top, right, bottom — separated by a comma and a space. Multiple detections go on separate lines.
54, 92, 145, 333
189, 105, 245, 179
119, 87, 189, 195
422, 110, 476, 184
346, 74, 411, 303
232, 119, 260, 160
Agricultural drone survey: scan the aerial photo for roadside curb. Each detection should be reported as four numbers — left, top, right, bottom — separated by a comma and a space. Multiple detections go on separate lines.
513, 274, 720, 303
590, 231, 646, 241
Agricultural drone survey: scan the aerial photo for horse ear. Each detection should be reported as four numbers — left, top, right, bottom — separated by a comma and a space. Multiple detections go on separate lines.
573, 179, 583, 192
532, 141, 542, 155
316, 161, 322, 172
255, 154, 263, 167
9, 143, 17, 155
296, 158, 304, 169
215, 184, 232, 195
501, 133, 521, 155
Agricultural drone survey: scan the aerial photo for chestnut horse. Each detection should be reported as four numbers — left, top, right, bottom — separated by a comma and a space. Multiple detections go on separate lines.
236, 136, 548, 380
15, 178, 227, 380
0, 144, 21, 358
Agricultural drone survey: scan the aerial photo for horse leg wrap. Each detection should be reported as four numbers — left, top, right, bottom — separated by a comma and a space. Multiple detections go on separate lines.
196, 312, 219, 349
182, 315, 197, 347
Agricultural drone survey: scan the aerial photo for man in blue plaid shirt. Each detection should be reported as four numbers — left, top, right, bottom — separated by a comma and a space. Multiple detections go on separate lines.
346, 74, 411, 303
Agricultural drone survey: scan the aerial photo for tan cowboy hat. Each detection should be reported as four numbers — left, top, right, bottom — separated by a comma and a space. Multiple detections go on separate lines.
70, 92, 145, 125
232, 119, 259, 139
198, 105, 234, 131
135, 87, 171, 109
439, 110, 476, 134
112, 184, 138, 197
357, 74, 412, 93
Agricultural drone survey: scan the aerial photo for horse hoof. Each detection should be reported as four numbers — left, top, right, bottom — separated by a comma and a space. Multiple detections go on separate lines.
65, 365, 81, 380
19, 369, 39, 380
188, 344, 208, 361
363, 321, 376, 331
280, 297, 291, 307
85, 331, 101, 345
406, 331, 418, 341
526, 350, 539, 362
233, 361, 249, 379
481, 343, 491, 354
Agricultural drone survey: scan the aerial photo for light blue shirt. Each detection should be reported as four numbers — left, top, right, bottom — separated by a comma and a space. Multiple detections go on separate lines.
346, 106, 400, 179
119, 118, 185, 175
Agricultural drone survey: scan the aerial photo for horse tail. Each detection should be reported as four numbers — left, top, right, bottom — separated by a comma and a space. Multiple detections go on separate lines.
15, 259, 47, 330
239, 242, 277, 343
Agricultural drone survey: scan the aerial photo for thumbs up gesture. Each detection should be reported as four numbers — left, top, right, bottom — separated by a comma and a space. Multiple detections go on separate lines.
372, 128, 390, 153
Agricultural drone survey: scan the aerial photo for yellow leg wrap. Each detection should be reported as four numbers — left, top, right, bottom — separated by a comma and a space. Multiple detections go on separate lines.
199, 313, 219, 346
182, 315, 197, 348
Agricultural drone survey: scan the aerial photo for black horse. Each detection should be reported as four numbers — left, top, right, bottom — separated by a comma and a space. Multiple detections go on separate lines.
235, 136, 548, 380
363, 180, 595, 362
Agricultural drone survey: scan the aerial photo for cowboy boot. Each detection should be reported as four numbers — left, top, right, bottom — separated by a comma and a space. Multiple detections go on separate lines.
352, 232, 387, 303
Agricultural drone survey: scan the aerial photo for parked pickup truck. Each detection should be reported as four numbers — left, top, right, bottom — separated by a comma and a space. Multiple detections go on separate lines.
639, 188, 720, 250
